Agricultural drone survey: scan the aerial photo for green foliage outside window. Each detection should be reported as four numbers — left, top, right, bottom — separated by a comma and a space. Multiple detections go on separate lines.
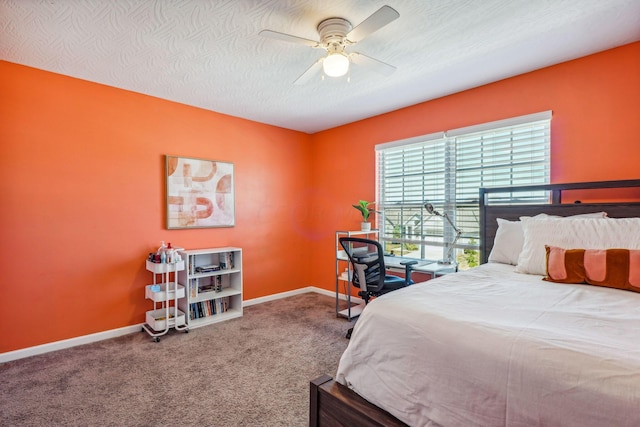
457, 238, 479, 270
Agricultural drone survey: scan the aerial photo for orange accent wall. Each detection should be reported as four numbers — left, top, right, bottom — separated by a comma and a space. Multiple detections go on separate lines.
1, 41, 638, 354
0, 61, 313, 352
309, 42, 640, 300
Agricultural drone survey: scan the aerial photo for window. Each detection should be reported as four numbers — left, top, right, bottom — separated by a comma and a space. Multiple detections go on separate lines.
376, 111, 551, 268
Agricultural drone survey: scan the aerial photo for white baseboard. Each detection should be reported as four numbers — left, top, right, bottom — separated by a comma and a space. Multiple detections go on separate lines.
242, 286, 362, 306
0, 324, 143, 364
242, 286, 316, 306
1, 288, 358, 363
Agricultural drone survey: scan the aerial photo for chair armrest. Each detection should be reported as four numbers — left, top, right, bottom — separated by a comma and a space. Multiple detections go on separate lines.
399, 260, 417, 285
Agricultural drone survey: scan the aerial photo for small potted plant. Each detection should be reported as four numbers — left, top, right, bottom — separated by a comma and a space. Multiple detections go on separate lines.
353, 200, 377, 231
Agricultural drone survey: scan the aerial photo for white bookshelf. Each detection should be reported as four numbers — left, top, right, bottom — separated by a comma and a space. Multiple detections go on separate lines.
177, 247, 243, 329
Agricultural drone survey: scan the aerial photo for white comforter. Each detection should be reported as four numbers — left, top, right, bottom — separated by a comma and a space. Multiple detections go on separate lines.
336, 263, 640, 427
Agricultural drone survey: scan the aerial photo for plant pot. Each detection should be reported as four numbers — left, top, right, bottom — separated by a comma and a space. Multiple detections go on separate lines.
361, 222, 371, 232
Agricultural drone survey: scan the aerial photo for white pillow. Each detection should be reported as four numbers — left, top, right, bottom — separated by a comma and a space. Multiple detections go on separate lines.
487, 212, 607, 266
520, 212, 607, 221
488, 219, 523, 265
516, 217, 640, 275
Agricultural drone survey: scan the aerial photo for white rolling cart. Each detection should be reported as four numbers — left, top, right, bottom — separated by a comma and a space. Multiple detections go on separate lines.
142, 259, 188, 342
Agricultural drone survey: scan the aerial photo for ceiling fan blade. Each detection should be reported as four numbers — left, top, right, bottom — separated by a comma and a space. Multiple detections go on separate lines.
350, 52, 397, 77
346, 5, 400, 43
259, 30, 320, 47
294, 58, 324, 85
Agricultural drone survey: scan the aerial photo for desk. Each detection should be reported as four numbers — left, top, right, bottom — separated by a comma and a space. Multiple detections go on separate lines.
336, 252, 457, 320
384, 256, 457, 279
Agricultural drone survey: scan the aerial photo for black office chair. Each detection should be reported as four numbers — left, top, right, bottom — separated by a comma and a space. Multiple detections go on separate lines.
339, 237, 417, 339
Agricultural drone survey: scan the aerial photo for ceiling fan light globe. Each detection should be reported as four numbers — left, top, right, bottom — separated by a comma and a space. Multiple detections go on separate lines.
323, 53, 349, 77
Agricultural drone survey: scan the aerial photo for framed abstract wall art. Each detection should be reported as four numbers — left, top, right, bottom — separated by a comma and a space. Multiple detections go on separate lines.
165, 155, 235, 229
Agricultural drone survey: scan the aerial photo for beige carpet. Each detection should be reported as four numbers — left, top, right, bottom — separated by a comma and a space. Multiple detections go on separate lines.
0, 293, 351, 426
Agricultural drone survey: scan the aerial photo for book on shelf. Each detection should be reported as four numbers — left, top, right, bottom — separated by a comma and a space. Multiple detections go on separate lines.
188, 256, 195, 274
189, 297, 231, 320
199, 284, 216, 293
219, 252, 234, 269
190, 279, 198, 298
198, 275, 223, 294
196, 264, 221, 273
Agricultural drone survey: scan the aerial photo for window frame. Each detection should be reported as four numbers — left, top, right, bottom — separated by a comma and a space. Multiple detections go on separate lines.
375, 111, 551, 264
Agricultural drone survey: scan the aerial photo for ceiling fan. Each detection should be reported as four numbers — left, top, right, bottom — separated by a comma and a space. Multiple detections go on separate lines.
259, 5, 400, 85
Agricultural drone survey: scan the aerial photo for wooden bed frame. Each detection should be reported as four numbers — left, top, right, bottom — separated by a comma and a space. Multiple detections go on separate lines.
479, 179, 640, 263
310, 179, 640, 427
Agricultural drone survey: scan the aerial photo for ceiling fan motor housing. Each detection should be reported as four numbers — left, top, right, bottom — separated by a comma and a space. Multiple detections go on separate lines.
317, 18, 352, 49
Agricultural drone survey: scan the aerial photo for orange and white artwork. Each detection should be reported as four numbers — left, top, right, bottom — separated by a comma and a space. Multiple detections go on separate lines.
166, 156, 235, 229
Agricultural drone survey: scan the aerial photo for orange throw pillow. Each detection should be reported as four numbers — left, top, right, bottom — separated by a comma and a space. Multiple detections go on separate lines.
544, 246, 640, 293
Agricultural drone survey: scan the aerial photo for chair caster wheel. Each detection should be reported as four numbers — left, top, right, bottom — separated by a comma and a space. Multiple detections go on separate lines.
153, 337, 160, 343
184, 329, 189, 333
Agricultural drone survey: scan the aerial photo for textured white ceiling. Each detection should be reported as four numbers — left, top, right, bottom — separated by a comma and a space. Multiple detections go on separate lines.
1, 0, 639, 133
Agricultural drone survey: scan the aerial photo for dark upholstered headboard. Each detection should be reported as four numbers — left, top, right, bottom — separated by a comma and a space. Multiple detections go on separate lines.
479, 179, 640, 264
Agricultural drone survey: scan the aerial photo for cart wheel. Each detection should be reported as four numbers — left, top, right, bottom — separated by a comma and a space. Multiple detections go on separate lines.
153, 337, 160, 343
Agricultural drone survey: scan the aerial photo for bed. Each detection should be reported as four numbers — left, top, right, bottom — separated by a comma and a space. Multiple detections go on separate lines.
310, 179, 640, 427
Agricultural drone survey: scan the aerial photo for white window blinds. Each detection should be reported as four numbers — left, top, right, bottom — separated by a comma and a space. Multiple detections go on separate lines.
375, 111, 551, 263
